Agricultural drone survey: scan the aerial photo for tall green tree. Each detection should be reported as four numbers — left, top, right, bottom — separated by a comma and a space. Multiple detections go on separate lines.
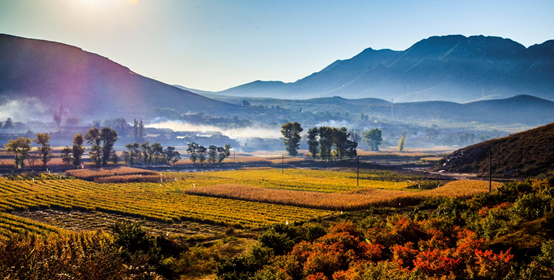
217, 144, 232, 163
138, 120, 144, 142
197, 145, 207, 164
133, 119, 139, 141
346, 129, 359, 158
208, 145, 218, 164
281, 122, 303, 157
186, 142, 199, 163
307, 127, 319, 159
4, 137, 31, 169
34, 133, 52, 167
124, 142, 141, 166
151, 142, 163, 166
364, 128, 383, 151
111, 150, 119, 166
61, 146, 72, 166
72, 134, 86, 168
164, 146, 180, 166
85, 127, 102, 167
140, 142, 152, 166
333, 127, 350, 159
318, 126, 334, 160
100, 127, 118, 166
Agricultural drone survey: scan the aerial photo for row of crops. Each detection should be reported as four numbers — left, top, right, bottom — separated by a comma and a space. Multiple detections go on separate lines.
0, 175, 334, 237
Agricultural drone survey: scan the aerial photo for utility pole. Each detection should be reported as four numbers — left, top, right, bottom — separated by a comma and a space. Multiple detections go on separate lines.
282, 154, 284, 173
489, 147, 492, 193
357, 156, 360, 187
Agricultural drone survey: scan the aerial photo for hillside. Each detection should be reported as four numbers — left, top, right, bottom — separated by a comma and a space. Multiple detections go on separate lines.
0, 34, 238, 121
216, 35, 554, 103
199, 94, 554, 126
436, 122, 554, 177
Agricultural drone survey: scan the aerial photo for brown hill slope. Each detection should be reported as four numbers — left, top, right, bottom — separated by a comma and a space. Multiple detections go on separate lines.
0, 34, 238, 120
436, 123, 554, 178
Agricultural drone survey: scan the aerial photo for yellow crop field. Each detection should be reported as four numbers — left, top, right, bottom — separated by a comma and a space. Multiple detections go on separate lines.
184, 180, 500, 211
163, 168, 410, 193
0, 212, 68, 239
0, 176, 332, 231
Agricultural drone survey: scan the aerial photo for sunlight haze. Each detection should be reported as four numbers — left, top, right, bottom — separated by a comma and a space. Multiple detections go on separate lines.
1, 0, 552, 91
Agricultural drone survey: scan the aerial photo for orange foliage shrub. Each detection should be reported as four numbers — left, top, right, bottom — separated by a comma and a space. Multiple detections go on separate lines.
412, 249, 462, 277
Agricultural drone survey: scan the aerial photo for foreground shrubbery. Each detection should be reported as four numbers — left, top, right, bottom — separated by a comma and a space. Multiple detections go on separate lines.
0, 230, 156, 279
217, 178, 554, 280
1, 178, 554, 279
0, 221, 252, 280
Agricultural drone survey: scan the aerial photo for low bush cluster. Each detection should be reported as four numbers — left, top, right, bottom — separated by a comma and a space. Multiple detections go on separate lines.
217, 178, 554, 280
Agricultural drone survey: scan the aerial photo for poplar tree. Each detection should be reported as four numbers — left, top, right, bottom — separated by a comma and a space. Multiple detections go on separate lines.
281, 122, 303, 157
34, 133, 52, 167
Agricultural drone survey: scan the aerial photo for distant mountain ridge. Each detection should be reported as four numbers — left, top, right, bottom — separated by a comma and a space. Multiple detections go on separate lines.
0, 34, 237, 121
215, 35, 554, 102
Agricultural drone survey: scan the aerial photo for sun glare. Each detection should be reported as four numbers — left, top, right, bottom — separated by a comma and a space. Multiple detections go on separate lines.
75, 0, 137, 10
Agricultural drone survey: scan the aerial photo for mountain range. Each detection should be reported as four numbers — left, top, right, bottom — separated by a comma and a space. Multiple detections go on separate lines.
1, 33, 553, 125
209, 35, 554, 103
0, 34, 237, 121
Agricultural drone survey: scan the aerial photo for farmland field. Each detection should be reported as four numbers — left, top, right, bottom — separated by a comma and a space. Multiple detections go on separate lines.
0, 167, 502, 239
0, 174, 333, 235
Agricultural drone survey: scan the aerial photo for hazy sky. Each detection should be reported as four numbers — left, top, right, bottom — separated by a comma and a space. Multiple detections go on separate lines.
1, 0, 553, 91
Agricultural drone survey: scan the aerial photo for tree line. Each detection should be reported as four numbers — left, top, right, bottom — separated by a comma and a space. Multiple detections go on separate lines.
3, 126, 195, 170
121, 142, 181, 167
307, 126, 358, 160
186, 142, 231, 164
280, 122, 385, 159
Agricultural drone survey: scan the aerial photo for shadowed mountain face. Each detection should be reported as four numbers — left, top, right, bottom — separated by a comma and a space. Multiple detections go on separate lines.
0, 34, 237, 121
217, 35, 554, 102
436, 122, 554, 178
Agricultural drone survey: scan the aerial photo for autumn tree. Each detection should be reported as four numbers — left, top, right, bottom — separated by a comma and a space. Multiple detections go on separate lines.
72, 134, 86, 168
34, 133, 52, 167
398, 131, 407, 152
4, 137, 31, 169
281, 122, 303, 157
364, 128, 383, 151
